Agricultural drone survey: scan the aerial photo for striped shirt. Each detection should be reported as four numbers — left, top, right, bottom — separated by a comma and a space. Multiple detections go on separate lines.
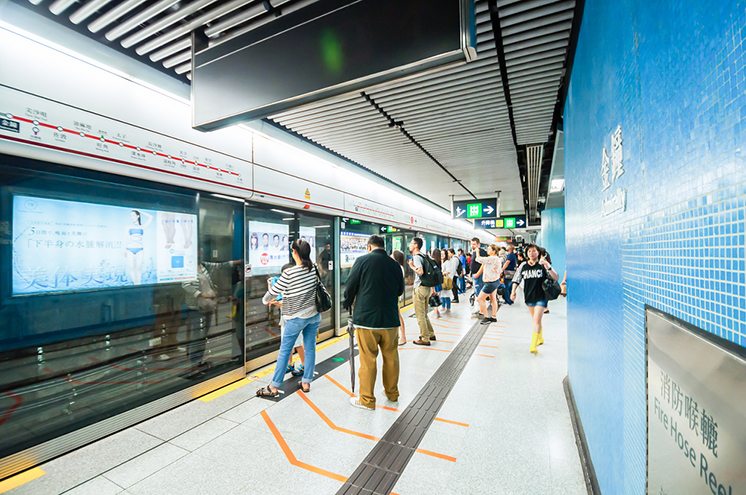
263, 265, 319, 319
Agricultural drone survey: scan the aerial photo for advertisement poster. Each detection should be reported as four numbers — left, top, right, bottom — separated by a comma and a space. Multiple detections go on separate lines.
340, 231, 369, 268
248, 221, 290, 275
12, 195, 198, 295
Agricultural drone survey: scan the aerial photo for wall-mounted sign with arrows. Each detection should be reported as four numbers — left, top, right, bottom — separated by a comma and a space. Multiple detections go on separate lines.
451, 198, 498, 219
476, 215, 528, 229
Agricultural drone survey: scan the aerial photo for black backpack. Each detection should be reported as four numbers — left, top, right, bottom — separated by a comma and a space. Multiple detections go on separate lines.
456, 259, 463, 276
418, 254, 444, 287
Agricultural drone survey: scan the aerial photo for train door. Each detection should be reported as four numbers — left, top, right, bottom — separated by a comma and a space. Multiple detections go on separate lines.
243, 205, 336, 372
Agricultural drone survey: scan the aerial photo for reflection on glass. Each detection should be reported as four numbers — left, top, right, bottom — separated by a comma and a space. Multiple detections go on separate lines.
0, 160, 244, 461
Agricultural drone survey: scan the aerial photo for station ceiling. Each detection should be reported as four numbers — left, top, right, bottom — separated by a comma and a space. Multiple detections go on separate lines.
16, 0, 581, 221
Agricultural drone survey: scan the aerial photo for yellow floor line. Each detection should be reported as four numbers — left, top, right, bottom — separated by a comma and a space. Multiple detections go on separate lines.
0, 468, 45, 493
199, 332, 350, 402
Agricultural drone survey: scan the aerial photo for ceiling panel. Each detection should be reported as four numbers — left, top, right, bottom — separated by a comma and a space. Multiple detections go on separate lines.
17, 0, 580, 220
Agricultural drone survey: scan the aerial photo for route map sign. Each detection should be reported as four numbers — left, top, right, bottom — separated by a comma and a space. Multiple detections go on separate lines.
476, 215, 527, 229
452, 198, 498, 219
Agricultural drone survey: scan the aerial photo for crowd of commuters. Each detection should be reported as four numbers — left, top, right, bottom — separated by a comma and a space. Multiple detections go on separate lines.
256, 233, 563, 408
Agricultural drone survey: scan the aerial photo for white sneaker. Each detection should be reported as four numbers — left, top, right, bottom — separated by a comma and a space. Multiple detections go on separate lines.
384, 398, 399, 407
349, 396, 374, 411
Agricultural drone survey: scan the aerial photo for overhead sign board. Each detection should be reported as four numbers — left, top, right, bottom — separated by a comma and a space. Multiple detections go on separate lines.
647, 307, 745, 495
452, 198, 498, 219
476, 215, 527, 229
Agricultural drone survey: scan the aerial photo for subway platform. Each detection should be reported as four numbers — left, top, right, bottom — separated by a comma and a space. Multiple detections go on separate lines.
3, 295, 586, 495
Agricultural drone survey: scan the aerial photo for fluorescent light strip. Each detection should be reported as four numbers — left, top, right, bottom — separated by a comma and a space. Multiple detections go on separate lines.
211, 193, 245, 203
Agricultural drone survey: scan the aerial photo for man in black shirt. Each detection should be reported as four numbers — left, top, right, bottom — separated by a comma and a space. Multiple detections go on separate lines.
343, 235, 405, 410
501, 244, 518, 305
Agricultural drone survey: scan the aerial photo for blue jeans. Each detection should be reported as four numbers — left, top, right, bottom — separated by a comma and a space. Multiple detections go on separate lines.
473, 275, 484, 297
503, 280, 514, 305
270, 313, 321, 387
441, 296, 451, 309
458, 276, 466, 293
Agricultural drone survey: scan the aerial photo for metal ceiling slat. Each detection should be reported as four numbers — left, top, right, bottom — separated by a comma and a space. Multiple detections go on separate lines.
376, 76, 503, 108
271, 94, 368, 122
162, 49, 191, 69
411, 121, 507, 141
505, 54, 566, 74
135, 0, 259, 55
87, 0, 147, 33
500, 1, 574, 28
504, 30, 569, 54
503, 21, 572, 45
506, 61, 564, 80
174, 61, 192, 74
120, 0, 220, 49
506, 48, 566, 67
508, 69, 563, 88
69, 0, 114, 25
370, 61, 501, 101
276, 100, 374, 128
408, 112, 509, 132
386, 89, 505, 119
104, 0, 180, 41
392, 94, 505, 123
500, 10, 574, 37
210, 0, 316, 48
367, 56, 500, 97
150, 37, 190, 62
48, 0, 77, 16
504, 39, 567, 60
500, 0, 557, 17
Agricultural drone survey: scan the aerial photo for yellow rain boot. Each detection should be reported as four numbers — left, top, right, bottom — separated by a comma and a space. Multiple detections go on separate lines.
537, 328, 544, 346
530, 332, 539, 354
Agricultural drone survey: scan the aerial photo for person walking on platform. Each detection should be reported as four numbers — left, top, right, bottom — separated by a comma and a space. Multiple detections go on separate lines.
474, 244, 503, 324
447, 248, 460, 303
510, 244, 559, 355
408, 237, 437, 346
432, 248, 443, 319
343, 235, 405, 410
256, 240, 320, 397
501, 244, 518, 305
391, 250, 408, 346
469, 237, 488, 316
457, 248, 467, 295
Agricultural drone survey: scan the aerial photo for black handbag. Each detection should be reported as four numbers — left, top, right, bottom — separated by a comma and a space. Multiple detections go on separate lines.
314, 266, 333, 312
543, 278, 562, 301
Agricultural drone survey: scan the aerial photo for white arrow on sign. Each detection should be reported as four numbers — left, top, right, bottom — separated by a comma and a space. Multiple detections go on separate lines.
455, 206, 466, 217
516, 219, 525, 227
484, 205, 494, 215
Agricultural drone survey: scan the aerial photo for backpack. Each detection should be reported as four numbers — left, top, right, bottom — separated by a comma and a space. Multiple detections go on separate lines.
418, 254, 444, 287
456, 258, 463, 276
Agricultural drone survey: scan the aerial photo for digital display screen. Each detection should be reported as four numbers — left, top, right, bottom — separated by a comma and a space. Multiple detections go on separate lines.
248, 221, 289, 276
12, 195, 198, 295
340, 231, 369, 268
248, 221, 320, 276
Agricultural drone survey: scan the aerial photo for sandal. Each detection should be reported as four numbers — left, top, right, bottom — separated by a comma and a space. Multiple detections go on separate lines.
256, 385, 279, 397
398, 340, 406, 346
290, 364, 304, 377
298, 382, 310, 393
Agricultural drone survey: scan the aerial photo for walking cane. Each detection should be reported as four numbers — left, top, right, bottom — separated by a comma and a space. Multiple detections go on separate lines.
347, 315, 356, 393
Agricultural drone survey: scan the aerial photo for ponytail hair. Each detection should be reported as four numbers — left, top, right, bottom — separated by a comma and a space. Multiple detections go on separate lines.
292, 239, 313, 271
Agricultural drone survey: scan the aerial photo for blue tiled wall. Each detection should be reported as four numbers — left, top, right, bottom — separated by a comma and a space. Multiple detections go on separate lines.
564, 0, 745, 493
537, 207, 566, 278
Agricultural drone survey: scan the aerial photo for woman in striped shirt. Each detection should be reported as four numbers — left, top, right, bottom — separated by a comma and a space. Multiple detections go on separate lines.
257, 239, 321, 396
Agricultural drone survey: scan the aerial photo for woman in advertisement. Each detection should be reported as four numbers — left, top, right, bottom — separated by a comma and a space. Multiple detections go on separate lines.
125, 209, 152, 285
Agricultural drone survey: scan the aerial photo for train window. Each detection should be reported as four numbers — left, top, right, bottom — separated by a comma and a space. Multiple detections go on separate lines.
0, 158, 244, 459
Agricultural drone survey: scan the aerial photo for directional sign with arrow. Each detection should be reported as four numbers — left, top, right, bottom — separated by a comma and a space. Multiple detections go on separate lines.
476, 215, 528, 230
451, 198, 498, 220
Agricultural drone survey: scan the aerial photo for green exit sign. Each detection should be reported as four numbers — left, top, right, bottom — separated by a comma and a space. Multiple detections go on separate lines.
349, 219, 361, 225
504, 217, 516, 228
466, 203, 482, 219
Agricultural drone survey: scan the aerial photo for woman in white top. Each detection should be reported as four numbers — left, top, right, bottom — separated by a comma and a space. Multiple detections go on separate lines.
474, 244, 503, 324
440, 250, 460, 313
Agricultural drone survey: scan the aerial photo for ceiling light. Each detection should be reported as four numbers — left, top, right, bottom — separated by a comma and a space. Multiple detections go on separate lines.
210, 193, 244, 202
271, 208, 294, 215
550, 179, 565, 193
